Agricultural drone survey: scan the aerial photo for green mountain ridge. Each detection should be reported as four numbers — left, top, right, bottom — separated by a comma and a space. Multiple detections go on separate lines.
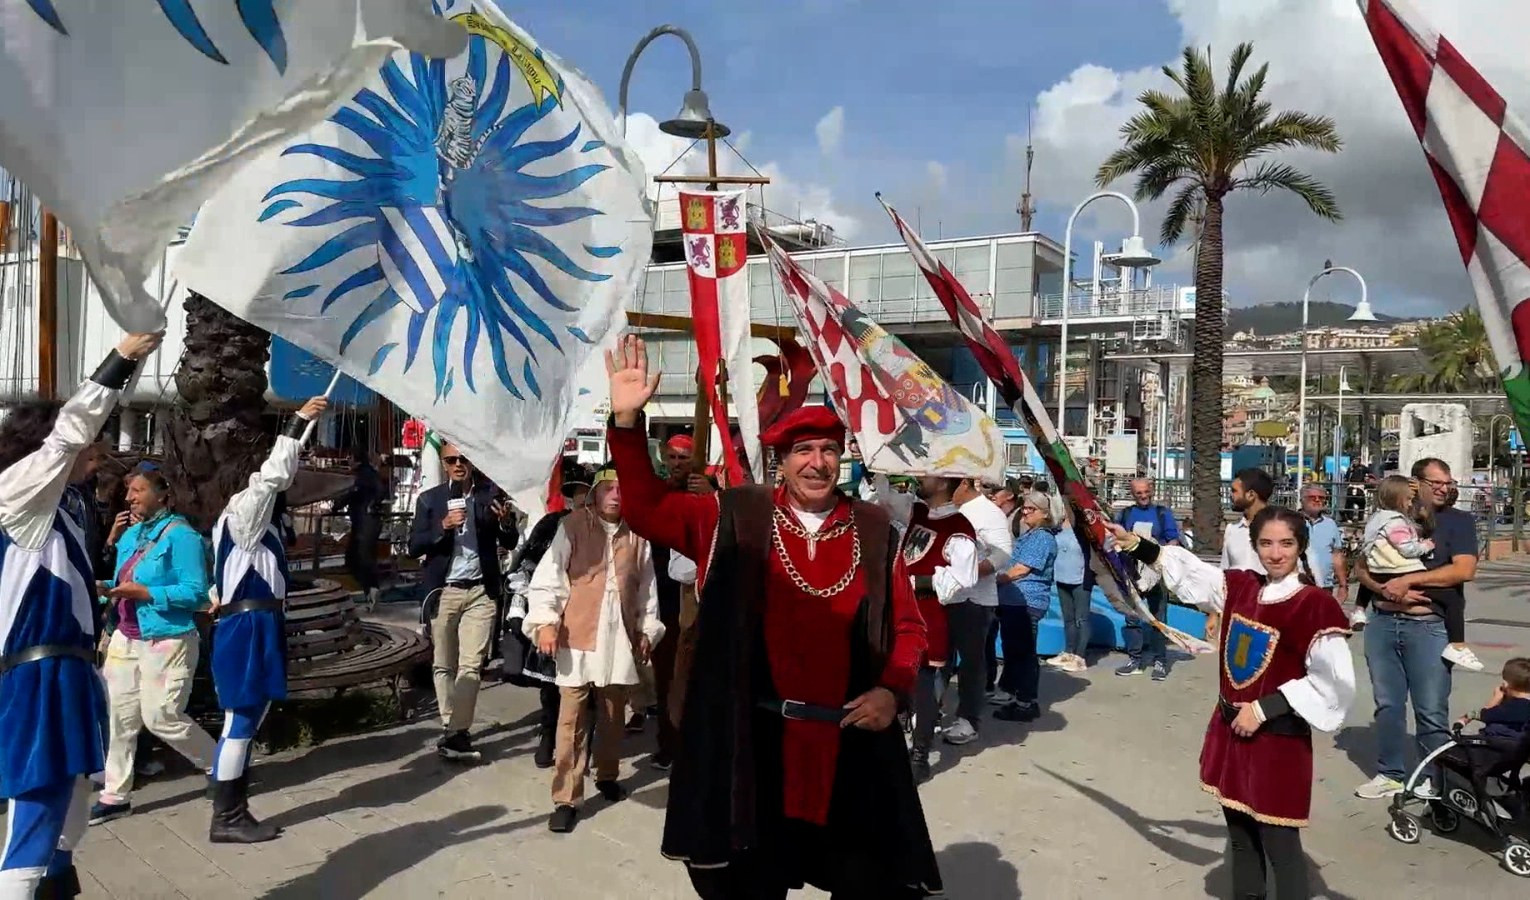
1224, 301, 1409, 337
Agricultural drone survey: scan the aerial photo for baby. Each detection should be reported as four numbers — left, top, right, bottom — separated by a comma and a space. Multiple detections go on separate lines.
1360, 475, 1482, 671
1457, 658, 1530, 742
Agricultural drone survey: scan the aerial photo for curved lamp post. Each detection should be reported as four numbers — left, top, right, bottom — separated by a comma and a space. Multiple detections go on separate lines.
1296, 266, 1373, 496
1057, 191, 1160, 439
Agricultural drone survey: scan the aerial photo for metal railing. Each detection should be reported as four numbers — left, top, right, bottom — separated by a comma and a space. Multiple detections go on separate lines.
1093, 476, 1530, 558
1036, 285, 1186, 322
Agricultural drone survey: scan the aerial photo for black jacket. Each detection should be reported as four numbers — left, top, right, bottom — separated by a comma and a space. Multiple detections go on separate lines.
409, 479, 519, 612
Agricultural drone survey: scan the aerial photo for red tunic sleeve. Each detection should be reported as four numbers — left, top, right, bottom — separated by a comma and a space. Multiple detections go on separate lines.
607, 420, 720, 582
879, 552, 925, 697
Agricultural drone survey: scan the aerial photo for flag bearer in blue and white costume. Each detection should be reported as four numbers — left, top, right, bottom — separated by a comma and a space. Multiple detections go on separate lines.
205, 396, 328, 844
0, 332, 162, 900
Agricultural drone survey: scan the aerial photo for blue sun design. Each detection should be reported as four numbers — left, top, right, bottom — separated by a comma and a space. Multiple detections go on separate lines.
256, 29, 620, 401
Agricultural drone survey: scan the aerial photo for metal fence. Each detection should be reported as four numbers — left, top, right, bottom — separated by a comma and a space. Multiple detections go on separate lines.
1095, 476, 1530, 558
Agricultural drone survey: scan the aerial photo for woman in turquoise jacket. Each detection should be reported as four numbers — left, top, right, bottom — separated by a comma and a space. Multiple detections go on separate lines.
89, 468, 217, 826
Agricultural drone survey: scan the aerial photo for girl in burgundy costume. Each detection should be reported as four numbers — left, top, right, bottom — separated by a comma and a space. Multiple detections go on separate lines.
1109, 507, 1355, 900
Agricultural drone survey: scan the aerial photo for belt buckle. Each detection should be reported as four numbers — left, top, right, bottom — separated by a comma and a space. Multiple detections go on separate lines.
779, 700, 807, 721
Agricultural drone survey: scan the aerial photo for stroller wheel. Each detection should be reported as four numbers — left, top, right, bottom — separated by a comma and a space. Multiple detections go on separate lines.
1503, 839, 1530, 878
1428, 804, 1460, 834
1387, 812, 1422, 844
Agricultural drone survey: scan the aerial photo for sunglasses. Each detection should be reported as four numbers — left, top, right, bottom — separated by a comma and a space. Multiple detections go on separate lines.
441, 455, 467, 466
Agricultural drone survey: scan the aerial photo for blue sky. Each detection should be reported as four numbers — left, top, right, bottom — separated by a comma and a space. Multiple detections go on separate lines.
514, 0, 1183, 247
512, 0, 1530, 317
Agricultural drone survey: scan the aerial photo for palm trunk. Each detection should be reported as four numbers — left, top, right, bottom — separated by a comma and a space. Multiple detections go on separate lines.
164, 291, 273, 532
1190, 195, 1226, 551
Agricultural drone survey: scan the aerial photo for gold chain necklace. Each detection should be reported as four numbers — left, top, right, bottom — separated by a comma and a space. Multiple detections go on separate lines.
771, 508, 861, 597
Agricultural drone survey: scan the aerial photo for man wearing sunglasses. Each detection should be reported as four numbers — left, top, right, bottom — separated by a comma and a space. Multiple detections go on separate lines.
408, 444, 520, 762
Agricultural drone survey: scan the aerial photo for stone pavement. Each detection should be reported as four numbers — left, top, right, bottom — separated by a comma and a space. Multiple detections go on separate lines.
75, 560, 1530, 899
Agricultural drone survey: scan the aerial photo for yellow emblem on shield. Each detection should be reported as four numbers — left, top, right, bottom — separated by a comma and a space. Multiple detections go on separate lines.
685, 198, 708, 231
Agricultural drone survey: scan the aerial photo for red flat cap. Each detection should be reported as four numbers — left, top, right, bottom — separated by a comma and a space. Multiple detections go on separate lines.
665, 434, 694, 453
761, 405, 845, 451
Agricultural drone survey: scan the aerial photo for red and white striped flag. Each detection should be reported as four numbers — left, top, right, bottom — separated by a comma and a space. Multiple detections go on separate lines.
681, 190, 761, 484
763, 235, 1005, 481
879, 193, 1212, 655
1360, 0, 1530, 441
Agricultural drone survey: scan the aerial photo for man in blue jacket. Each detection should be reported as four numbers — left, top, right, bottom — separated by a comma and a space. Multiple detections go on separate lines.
409, 444, 519, 762
1115, 478, 1181, 681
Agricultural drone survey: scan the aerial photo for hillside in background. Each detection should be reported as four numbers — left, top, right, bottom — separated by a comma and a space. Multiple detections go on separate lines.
1223, 301, 1409, 336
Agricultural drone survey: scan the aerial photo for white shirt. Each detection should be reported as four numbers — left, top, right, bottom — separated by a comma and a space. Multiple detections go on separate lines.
523, 518, 665, 688
1221, 518, 1264, 574
1155, 545, 1356, 733
954, 493, 1012, 608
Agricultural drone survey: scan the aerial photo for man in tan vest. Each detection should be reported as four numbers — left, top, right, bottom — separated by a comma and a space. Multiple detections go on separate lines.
524, 466, 664, 834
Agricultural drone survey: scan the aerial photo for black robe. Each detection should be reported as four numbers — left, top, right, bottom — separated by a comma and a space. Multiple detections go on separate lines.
660, 486, 943, 895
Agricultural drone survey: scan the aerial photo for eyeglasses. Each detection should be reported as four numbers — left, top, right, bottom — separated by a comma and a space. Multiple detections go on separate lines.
1420, 477, 1456, 489
1021, 505, 1040, 513
441, 456, 466, 466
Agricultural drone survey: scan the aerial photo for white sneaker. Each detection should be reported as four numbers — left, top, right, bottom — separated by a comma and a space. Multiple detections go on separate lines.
1412, 777, 1440, 800
1063, 656, 1089, 673
1349, 608, 1368, 629
1354, 775, 1404, 800
1441, 645, 1485, 671
1044, 655, 1068, 668
943, 718, 978, 745
988, 690, 1014, 705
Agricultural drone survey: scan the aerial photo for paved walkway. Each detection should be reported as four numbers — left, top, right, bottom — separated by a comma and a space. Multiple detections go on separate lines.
75, 560, 1530, 898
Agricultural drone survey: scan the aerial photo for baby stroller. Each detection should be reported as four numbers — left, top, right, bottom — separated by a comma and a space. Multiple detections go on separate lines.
1386, 722, 1530, 877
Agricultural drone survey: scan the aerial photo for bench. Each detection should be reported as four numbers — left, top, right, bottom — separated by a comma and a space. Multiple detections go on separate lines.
283, 578, 430, 718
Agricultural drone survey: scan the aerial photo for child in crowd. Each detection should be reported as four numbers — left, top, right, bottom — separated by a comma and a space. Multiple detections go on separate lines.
1457, 658, 1530, 742
1359, 475, 1478, 668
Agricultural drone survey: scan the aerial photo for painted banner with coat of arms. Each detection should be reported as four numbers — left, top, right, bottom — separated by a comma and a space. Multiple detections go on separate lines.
764, 235, 1005, 482
681, 190, 761, 484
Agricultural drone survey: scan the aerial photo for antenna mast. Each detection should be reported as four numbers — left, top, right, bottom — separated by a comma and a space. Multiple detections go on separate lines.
1017, 108, 1036, 231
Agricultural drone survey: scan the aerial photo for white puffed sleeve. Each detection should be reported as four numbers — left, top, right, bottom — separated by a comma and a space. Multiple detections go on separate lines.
1153, 545, 1228, 615
1268, 634, 1356, 734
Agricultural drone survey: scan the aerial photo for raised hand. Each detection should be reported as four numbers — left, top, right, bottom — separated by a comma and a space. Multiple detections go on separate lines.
604, 335, 660, 427
116, 332, 165, 361
299, 396, 329, 421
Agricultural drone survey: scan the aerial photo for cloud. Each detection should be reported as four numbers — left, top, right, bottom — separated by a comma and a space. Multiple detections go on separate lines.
925, 161, 948, 191
1015, 0, 1530, 315
623, 110, 862, 239
816, 106, 845, 156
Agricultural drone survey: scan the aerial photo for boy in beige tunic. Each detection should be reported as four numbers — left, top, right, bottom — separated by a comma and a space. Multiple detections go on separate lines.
524, 467, 664, 833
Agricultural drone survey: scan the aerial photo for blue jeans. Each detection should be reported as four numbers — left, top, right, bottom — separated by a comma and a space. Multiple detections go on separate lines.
1122, 585, 1168, 664
1056, 583, 1092, 659
997, 605, 1044, 705
1365, 610, 1452, 781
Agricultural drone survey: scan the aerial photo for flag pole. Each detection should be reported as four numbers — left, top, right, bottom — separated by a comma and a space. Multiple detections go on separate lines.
299, 368, 345, 446
39, 210, 59, 399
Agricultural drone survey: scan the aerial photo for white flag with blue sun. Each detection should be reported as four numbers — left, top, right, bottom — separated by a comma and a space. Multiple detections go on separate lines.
0, 0, 465, 332
178, 0, 652, 493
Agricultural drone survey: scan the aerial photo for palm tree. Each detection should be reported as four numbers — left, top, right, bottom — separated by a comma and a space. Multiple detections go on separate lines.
1096, 43, 1342, 549
1390, 307, 1498, 393
163, 292, 274, 532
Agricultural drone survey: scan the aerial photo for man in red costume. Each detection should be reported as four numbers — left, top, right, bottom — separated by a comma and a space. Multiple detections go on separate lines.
604, 336, 942, 899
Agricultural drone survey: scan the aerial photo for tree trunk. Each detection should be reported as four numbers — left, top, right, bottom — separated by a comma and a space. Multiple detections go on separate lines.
1190, 195, 1226, 552
164, 292, 272, 532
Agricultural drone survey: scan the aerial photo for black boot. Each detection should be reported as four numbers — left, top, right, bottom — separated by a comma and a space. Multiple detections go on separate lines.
209, 774, 280, 844
910, 747, 932, 785
32, 863, 81, 898
534, 726, 555, 769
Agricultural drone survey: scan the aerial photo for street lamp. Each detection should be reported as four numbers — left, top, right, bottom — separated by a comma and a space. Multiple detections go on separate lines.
1487, 413, 1514, 484
1057, 191, 1161, 439
1295, 265, 1371, 496
1333, 365, 1355, 479
617, 26, 729, 140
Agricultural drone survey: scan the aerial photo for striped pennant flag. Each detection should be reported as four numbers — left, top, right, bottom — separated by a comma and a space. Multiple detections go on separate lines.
1360, 0, 1530, 442
878, 193, 1212, 654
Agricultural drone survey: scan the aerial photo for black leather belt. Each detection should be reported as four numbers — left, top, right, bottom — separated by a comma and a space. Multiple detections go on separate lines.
220, 598, 284, 617
446, 579, 483, 590
1218, 698, 1310, 737
0, 644, 94, 675
757, 699, 848, 725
